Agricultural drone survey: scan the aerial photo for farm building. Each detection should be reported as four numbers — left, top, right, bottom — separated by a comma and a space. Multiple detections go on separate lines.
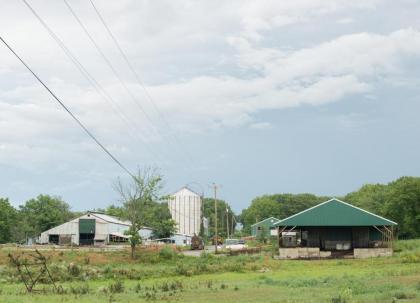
274, 198, 397, 259
251, 217, 280, 237
168, 186, 202, 236
39, 212, 192, 246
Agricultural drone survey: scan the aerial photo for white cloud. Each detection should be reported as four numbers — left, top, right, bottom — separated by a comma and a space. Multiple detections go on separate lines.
249, 122, 272, 130
1, 0, 420, 174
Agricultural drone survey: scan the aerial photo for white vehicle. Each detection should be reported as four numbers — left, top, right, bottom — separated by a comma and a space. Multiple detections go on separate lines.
224, 239, 247, 251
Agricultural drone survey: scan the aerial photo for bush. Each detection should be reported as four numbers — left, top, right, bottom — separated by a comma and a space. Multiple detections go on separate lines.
67, 263, 81, 277
109, 280, 125, 294
70, 284, 90, 295
159, 246, 177, 260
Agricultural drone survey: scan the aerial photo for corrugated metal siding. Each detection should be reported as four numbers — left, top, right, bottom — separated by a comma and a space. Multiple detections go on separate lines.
276, 199, 396, 227
168, 187, 201, 236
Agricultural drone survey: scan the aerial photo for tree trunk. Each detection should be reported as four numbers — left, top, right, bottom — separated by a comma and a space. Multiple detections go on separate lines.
131, 244, 135, 259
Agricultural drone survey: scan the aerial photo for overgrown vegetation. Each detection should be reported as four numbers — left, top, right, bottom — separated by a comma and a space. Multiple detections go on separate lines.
0, 240, 420, 302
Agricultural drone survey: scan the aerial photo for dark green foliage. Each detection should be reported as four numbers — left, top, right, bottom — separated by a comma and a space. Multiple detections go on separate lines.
345, 176, 420, 238
202, 198, 236, 237
19, 194, 73, 237
0, 198, 18, 243
149, 203, 177, 239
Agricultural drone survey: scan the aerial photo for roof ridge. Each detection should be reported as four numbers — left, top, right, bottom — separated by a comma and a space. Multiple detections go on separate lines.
274, 198, 397, 226
251, 217, 280, 227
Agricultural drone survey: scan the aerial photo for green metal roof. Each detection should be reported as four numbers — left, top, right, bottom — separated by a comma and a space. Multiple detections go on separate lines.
251, 217, 280, 227
274, 198, 397, 227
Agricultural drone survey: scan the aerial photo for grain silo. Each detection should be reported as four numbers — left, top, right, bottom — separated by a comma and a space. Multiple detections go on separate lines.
168, 186, 202, 236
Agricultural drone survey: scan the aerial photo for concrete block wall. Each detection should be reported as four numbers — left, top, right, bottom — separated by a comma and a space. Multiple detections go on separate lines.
353, 248, 393, 259
279, 247, 321, 259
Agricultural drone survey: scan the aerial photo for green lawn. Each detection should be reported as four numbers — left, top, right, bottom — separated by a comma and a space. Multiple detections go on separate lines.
1, 240, 420, 302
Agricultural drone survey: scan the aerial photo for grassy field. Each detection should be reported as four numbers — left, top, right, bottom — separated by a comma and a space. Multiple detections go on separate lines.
1, 240, 420, 303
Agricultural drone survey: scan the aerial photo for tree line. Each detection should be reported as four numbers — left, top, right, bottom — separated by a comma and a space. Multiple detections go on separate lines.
239, 176, 420, 239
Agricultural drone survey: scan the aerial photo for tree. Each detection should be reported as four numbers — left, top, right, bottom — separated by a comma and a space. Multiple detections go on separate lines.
382, 177, 420, 238
202, 198, 236, 238
115, 168, 164, 259
344, 183, 388, 214
105, 204, 127, 218
0, 198, 18, 243
19, 195, 73, 238
149, 202, 177, 239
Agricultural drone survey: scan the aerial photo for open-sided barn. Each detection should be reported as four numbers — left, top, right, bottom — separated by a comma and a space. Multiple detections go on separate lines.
39, 212, 192, 246
274, 198, 397, 259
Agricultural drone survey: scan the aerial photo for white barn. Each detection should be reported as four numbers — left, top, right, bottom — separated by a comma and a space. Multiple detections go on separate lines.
39, 212, 192, 246
168, 187, 202, 236
39, 212, 153, 246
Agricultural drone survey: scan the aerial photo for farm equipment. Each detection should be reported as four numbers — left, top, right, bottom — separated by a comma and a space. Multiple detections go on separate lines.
191, 235, 204, 250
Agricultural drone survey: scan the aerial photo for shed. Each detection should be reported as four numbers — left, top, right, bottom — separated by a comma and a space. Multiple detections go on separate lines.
274, 198, 397, 259
251, 217, 280, 237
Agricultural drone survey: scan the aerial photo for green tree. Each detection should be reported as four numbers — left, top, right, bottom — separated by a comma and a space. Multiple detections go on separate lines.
345, 183, 388, 214
115, 168, 164, 259
105, 204, 127, 218
383, 177, 420, 238
19, 194, 73, 238
0, 198, 18, 243
202, 198, 236, 238
149, 202, 177, 239
345, 177, 420, 238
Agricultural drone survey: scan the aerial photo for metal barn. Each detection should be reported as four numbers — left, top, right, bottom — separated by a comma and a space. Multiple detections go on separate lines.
251, 217, 280, 237
274, 198, 397, 259
39, 212, 153, 246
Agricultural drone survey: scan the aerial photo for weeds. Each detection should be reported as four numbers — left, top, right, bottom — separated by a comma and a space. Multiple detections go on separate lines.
109, 280, 124, 294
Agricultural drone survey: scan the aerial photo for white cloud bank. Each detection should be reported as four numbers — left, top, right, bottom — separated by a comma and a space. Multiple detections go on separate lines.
1, 0, 420, 168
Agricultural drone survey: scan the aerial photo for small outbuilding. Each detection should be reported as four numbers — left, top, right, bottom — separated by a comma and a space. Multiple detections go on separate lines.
274, 198, 397, 259
251, 217, 280, 237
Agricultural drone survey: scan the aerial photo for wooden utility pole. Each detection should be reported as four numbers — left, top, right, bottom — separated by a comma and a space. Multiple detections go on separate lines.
226, 207, 230, 239
210, 183, 221, 253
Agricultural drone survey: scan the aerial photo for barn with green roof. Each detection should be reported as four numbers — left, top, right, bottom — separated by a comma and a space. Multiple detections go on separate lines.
251, 217, 280, 237
274, 198, 397, 259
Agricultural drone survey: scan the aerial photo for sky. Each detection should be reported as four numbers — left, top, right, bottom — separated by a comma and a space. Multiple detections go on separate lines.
1, 0, 420, 213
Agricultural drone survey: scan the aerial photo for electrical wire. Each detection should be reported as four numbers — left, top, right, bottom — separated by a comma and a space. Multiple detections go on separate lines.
88, 0, 197, 167
0, 35, 135, 178
21, 0, 167, 165
63, 0, 197, 172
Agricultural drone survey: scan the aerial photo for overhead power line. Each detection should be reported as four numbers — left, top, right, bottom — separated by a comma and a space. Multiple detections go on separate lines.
88, 0, 197, 166
0, 36, 135, 178
21, 0, 166, 165
64, 0, 197, 171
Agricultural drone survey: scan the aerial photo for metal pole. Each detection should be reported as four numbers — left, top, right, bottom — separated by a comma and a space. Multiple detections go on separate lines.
214, 184, 218, 253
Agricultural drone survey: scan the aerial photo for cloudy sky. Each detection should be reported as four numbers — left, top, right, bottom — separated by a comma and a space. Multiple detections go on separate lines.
1, 0, 420, 212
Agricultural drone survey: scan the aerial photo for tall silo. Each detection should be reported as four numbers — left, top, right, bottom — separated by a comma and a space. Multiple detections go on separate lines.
168, 187, 202, 236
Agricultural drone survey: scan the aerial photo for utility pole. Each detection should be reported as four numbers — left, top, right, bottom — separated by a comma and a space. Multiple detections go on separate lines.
210, 183, 221, 254
226, 207, 230, 239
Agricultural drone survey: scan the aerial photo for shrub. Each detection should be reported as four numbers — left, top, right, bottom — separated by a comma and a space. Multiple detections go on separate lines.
67, 263, 81, 277
159, 246, 176, 260
109, 280, 124, 294
70, 284, 90, 295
